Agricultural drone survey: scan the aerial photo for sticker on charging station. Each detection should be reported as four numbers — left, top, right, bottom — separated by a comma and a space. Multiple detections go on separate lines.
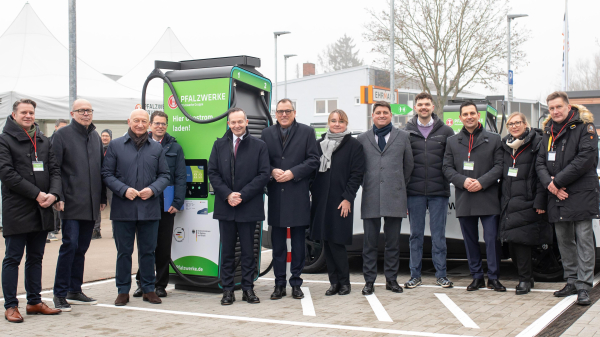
168, 95, 178, 109
169, 200, 220, 277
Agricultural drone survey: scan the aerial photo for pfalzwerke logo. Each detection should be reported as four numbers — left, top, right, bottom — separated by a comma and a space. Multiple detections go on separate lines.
134, 104, 142, 109
446, 118, 453, 126
173, 227, 185, 242
168, 95, 178, 109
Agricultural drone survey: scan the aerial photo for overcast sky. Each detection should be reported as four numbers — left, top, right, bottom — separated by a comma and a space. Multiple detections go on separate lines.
1, 0, 598, 103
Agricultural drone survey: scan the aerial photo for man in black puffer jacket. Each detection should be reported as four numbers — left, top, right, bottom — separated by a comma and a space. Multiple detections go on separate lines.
404, 92, 455, 290
536, 92, 598, 306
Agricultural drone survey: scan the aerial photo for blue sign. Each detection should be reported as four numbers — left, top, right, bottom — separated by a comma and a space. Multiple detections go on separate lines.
508, 70, 513, 85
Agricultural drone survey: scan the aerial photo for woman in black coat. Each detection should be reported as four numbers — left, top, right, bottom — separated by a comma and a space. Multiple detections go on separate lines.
310, 109, 365, 296
500, 112, 552, 295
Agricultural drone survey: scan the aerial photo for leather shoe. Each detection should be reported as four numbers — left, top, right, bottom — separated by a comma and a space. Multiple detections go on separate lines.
270, 285, 286, 300
292, 286, 304, 299
133, 281, 143, 298
143, 292, 162, 304
155, 286, 167, 298
386, 280, 403, 293
26, 302, 61, 315
5, 307, 23, 323
242, 289, 260, 303
338, 284, 351, 296
325, 284, 340, 296
487, 279, 506, 292
530, 277, 535, 289
467, 278, 485, 291
577, 289, 591, 306
515, 281, 531, 295
362, 282, 374, 295
114, 293, 129, 306
554, 283, 577, 297
221, 290, 235, 305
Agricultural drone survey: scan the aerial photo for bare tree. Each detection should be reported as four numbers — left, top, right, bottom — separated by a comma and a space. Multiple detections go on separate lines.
570, 51, 600, 91
318, 34, 363, 73
365, 0, 528, 112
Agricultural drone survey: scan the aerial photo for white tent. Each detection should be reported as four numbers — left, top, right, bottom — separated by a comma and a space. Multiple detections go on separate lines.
0, 3, 159, 129
117, 27, 193, 97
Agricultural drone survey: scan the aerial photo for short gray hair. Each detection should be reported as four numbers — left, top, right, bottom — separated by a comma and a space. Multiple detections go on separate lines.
55, 119, 69, 127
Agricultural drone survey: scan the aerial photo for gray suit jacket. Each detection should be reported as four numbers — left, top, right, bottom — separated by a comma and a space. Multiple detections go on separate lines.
358, 127, 414, 219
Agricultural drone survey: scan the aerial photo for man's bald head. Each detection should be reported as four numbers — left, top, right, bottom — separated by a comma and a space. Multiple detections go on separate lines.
128, 109, 150, 136
70, 98, 94, 127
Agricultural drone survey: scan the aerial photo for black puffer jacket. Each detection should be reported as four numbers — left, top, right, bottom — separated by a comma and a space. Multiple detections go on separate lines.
405, 113, 455, 197
500, 128, 552, 245
0, 116, 61, 237
536, 105, 599, 223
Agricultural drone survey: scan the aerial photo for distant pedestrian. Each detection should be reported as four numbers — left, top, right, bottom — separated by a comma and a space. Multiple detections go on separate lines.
92, 128, 114, 240
1, 99, 62, 323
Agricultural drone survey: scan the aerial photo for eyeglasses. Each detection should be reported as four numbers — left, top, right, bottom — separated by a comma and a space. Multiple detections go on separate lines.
153, 122, 167, 127
276, 109, 294, 115
506, 120, 523, 128
73, 109, 94, 115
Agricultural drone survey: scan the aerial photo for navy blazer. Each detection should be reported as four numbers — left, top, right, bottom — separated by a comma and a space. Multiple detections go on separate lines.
102, 133, 170, 221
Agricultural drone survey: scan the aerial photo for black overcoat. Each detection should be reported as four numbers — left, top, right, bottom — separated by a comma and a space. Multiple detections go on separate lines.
442, 125, 503, 217
208, 129, 270, 222
535, 105, 599, 223
309, 134, 365, 245
499, 129, 552, 245
261, 121, 320, 228
0, 117, 61, 237
52, 119, 106, 221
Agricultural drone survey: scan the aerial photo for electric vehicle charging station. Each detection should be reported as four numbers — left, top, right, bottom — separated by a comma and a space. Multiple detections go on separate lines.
142, 56, 273, 292
442, 99, 501, 134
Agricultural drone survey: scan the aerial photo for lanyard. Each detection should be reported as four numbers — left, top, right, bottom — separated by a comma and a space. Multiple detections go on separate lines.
510, 143, 531, 168
468, 134, 473, 162
550, 112, 574, 149
24, 129, 38, 161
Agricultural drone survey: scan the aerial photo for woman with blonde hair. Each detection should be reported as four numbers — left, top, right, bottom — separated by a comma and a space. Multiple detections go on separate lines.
499, 112, 552, 295
310, 109, 365, 296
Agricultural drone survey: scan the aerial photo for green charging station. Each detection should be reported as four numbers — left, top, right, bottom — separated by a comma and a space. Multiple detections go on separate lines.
442, 99, 500, 134
142, 56, 272, 292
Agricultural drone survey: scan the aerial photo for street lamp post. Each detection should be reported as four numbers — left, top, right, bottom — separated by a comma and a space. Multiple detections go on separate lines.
284, 54, 297, 99
507, 14, 527, 116
274, 31, 291, 109
390, 0, 395, 104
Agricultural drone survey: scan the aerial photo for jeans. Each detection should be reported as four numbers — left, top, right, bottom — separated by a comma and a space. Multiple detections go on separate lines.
113, 220, 159, 294
272, 226, 306, 287
363, 217, 402, 282
53, 219, 95, 297
2, 231, 47, 309
407, 196, 449, 279
555, 219, 596, 290
458, 215, 501, 280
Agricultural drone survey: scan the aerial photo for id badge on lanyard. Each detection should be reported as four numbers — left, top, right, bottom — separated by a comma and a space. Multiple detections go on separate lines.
508, 167, 518, 177
463, 161, 474, 171
548, 151, 556, 161
32, 161, 44, 171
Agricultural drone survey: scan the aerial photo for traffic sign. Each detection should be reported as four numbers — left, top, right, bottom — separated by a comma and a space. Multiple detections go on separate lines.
508, 70, 513, 85
391, 104, 413, 115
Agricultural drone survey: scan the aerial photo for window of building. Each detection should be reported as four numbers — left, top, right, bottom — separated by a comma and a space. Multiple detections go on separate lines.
315, 99, 338, 114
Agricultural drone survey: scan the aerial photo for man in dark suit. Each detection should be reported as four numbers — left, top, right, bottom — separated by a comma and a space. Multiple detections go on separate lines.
260, 99, 320, 300
208, 108, 270, 305
442, 101, 505, 292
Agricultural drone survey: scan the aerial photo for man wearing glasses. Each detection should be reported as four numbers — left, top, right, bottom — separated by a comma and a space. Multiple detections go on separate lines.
132, 111, 186, 298
261, 99, 320, 300
102, 109, 170, 306
51, 99, 107, 311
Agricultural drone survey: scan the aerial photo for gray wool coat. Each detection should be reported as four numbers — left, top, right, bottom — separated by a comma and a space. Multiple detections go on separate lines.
357, 127, 414, 219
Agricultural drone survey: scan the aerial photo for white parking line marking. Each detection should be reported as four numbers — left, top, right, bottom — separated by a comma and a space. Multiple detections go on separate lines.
434, 293, 479, 329
87, 302, 473, 337
301, 287, 316, 316
364, 293, 393, 322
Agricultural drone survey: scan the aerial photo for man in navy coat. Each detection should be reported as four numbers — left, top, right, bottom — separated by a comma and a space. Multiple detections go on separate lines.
208, 108, 270, 305
260, 99, 320, 300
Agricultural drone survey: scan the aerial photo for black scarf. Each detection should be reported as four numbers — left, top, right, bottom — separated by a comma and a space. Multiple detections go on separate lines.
128, 128, 148, 150
373, 123, 392, 151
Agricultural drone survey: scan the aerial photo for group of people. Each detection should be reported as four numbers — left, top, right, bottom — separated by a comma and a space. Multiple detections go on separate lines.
0, 89, 597, 323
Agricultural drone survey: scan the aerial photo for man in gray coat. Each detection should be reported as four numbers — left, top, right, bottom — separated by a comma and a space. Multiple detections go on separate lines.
358, 101, 413, 295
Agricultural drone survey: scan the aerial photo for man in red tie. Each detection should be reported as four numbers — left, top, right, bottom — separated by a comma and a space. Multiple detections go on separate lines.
208, 108, 270, 305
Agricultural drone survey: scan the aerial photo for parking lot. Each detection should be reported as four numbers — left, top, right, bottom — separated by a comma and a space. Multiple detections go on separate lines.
1, 218, 599, 337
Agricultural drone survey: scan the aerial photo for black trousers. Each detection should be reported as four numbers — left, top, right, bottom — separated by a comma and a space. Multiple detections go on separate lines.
323, 240, 349, 286
136, 211, 175, 288
272, 226, 306, 287
219, 221, 256, 291
509, 243, 532, 282
458, 215, 501, 280
2, 231, 47, 309
363, 217, 402, 282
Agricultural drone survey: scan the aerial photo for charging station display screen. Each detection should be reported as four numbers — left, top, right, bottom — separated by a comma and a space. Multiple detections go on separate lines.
185, 159, 208, 198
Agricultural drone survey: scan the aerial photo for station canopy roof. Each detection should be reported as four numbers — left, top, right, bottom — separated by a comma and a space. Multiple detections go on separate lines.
0, 3, 160, 129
